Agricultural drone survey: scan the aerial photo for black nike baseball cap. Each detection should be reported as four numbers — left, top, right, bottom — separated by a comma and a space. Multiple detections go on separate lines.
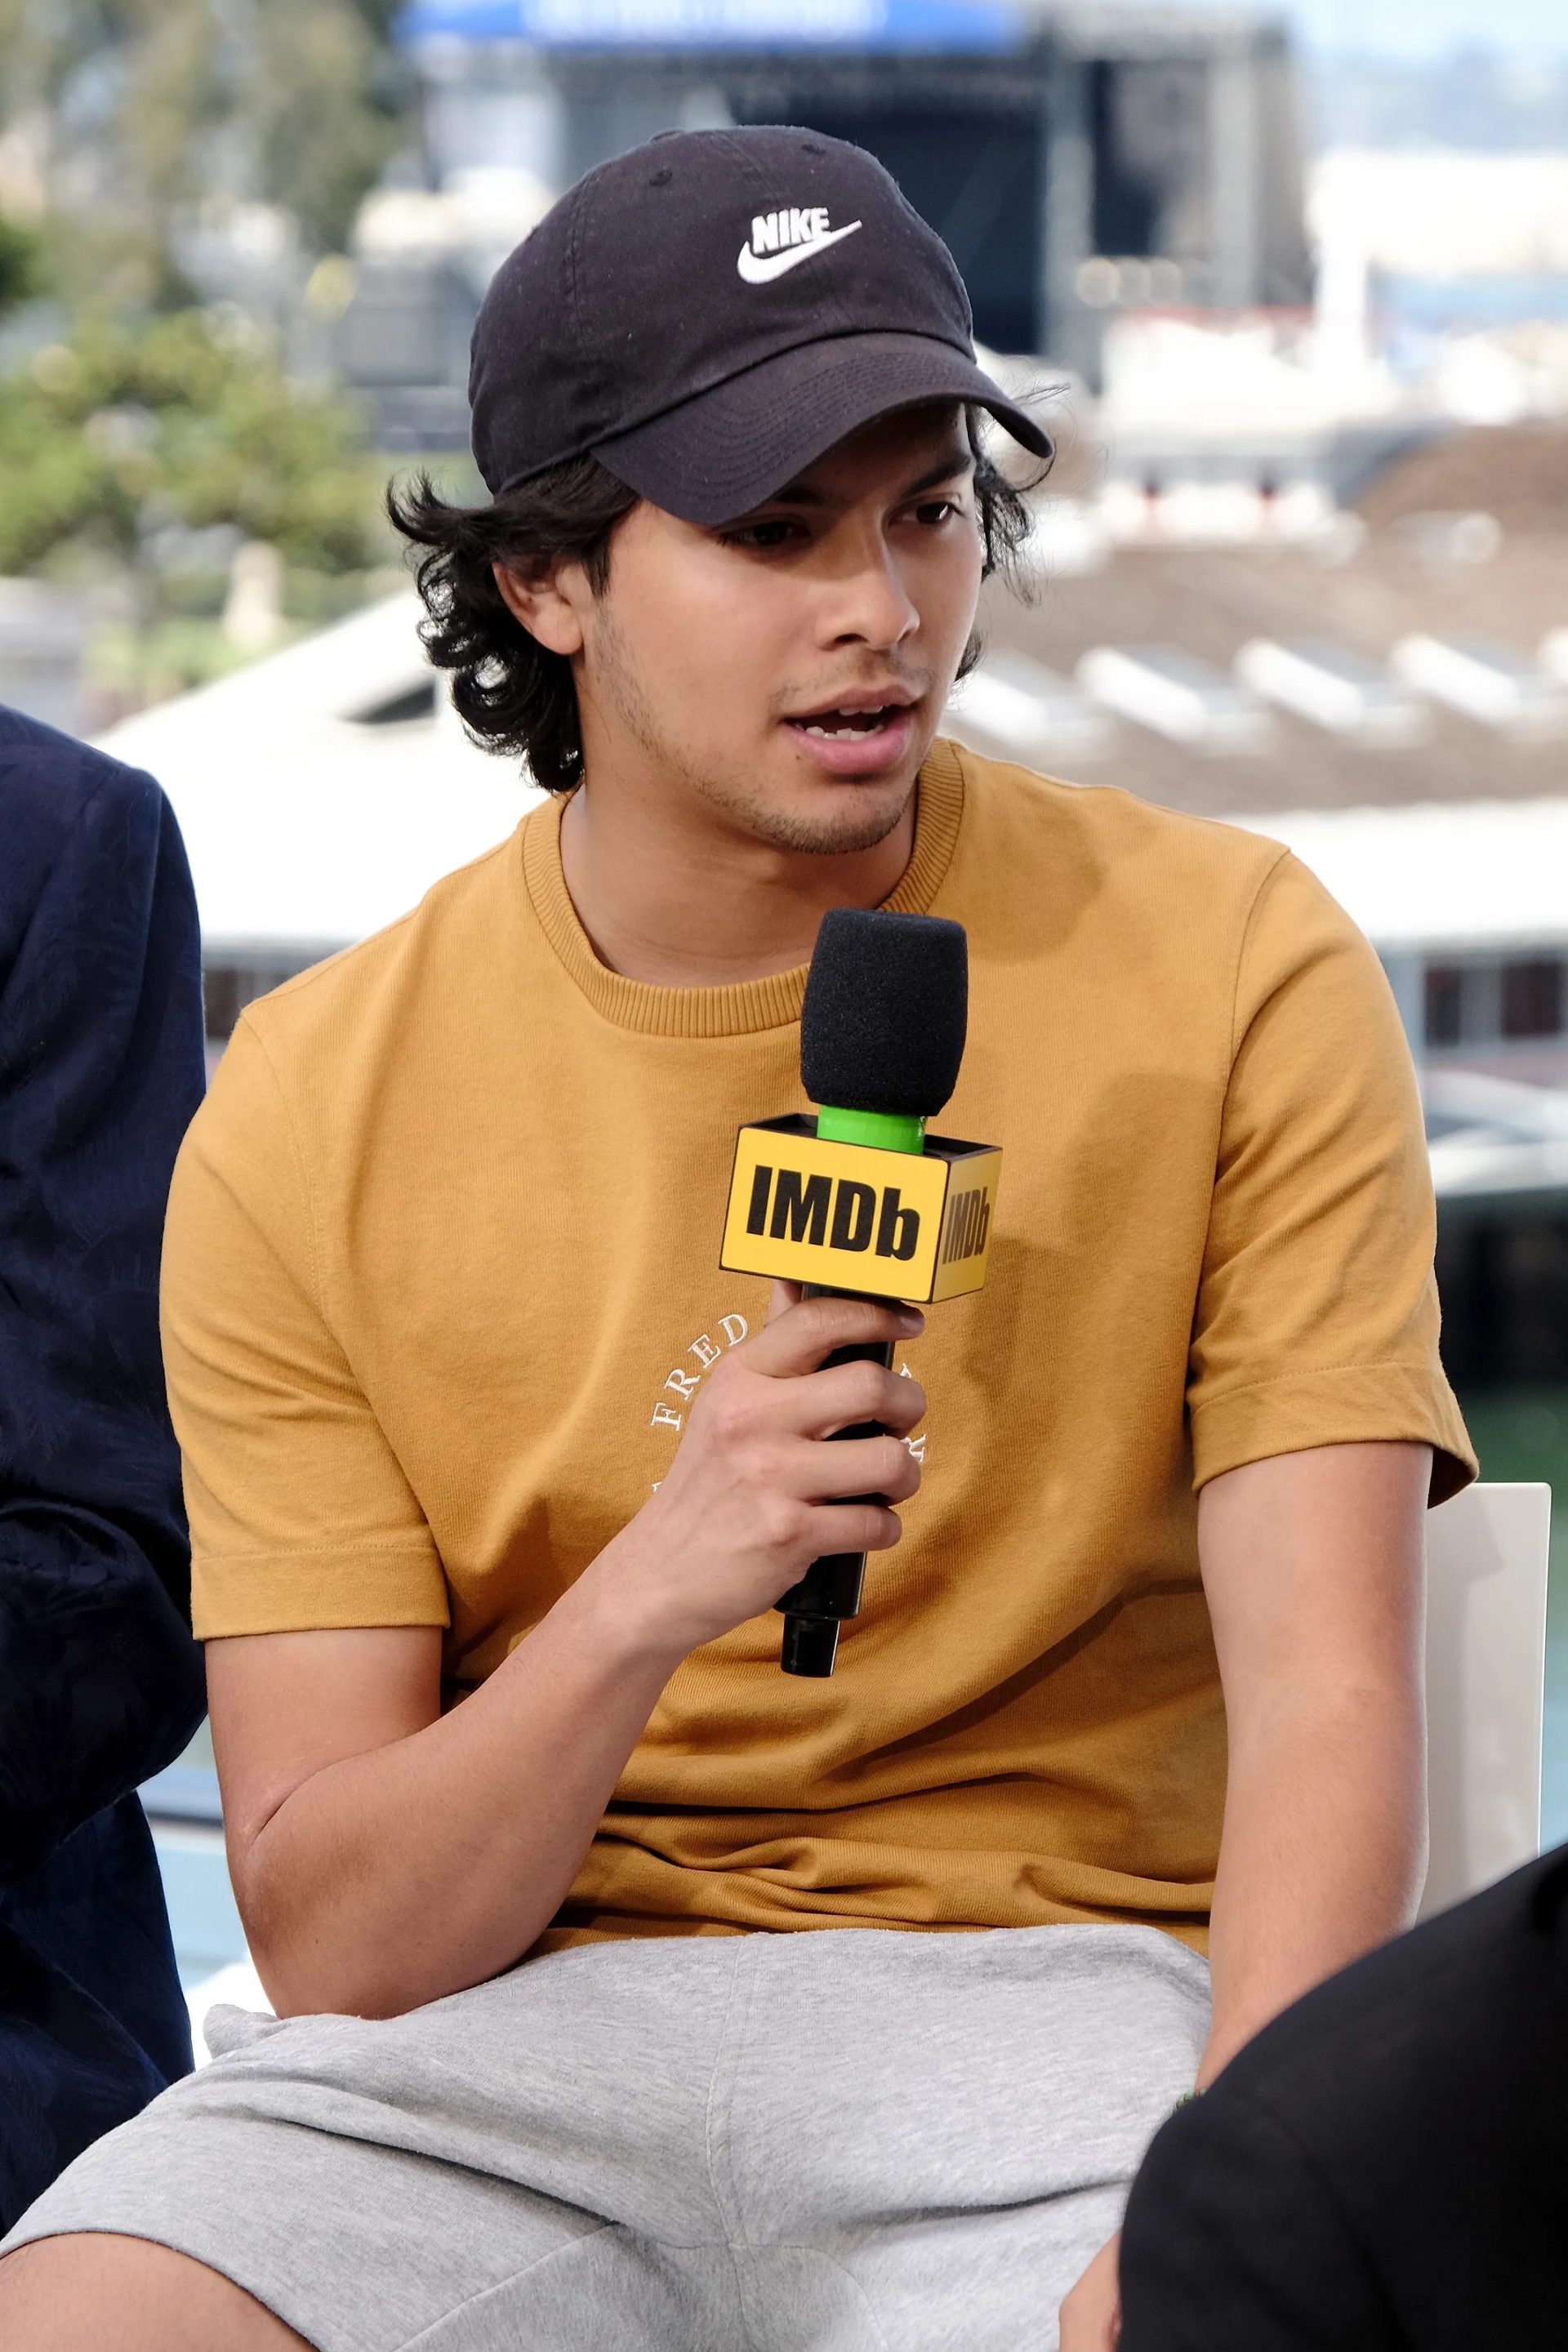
468, 124, 1051, 528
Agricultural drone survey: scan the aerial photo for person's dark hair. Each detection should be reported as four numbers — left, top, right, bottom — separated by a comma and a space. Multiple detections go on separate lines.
389, 406, 1049, 793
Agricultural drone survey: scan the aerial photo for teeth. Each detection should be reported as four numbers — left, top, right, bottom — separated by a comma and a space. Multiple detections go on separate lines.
800, 708, 893, 739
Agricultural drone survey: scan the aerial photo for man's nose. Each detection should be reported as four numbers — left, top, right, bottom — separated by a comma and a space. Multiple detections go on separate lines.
820, 532, 920, 651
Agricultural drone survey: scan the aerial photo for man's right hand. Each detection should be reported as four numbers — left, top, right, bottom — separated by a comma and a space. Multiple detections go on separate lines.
588, 1288, 927, 1660
208, 1289, 926, 2019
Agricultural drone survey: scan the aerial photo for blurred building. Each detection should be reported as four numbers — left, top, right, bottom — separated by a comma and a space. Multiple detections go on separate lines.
1307, 149, 1568, 425
336, 0, 1311, 438
946, 416, 1568, 1388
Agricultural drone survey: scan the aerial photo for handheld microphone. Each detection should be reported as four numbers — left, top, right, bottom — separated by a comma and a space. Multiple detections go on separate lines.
720, 908, 1001, 1676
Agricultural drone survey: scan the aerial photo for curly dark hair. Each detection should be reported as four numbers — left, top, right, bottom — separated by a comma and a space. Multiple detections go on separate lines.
389, 406, 1049, 793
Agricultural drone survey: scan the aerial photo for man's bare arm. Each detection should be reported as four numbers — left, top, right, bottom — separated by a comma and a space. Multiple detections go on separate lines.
209, 1606, 674, 2023
1197, 1437, 1431, 2082
1059, 1437, 1432, 2352
210, 1290, 924, 2021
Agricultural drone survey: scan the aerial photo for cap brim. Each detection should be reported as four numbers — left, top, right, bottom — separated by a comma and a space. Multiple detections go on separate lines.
590, 332, 1052, 527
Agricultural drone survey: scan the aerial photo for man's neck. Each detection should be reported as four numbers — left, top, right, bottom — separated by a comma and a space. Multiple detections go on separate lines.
556, 771, 919, 989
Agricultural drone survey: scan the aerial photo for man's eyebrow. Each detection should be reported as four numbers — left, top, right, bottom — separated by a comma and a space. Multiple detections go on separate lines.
762, 445, 977, 510
901, 448, 977, 498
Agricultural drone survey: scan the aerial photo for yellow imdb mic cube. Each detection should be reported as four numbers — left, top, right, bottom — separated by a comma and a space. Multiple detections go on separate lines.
720, 1116, 1000, 1303
720, 908, 1001, 1677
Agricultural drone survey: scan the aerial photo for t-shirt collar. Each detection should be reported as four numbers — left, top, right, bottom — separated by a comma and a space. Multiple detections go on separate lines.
521, 739, 965, 1039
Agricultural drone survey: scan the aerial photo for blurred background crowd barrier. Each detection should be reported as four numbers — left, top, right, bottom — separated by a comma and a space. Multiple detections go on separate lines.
2, 0, 1566, 2028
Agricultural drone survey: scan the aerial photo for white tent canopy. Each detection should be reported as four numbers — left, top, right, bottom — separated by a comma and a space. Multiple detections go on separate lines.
95, 594, 543, 958
1228, 796, 1568, 957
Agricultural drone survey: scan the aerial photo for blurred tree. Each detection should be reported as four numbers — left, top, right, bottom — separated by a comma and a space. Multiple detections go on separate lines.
0, 309, 380, 578
0, 0, 413, 286
0, 5, 408, 707
0, 2, 215, 305
0, 214, 43, 311
251, 0, 412, 256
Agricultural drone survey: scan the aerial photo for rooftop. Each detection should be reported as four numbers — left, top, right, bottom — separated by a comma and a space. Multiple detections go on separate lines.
961, 521, 1568, 822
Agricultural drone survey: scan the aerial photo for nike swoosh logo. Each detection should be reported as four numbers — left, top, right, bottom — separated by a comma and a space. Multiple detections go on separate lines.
736, 220, 862, 284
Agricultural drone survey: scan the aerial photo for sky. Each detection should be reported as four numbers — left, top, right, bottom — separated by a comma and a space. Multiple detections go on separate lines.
1267, 0, 1568, 56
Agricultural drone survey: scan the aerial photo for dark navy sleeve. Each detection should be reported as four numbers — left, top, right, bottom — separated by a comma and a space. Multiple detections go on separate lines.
0, 709, 208, 1886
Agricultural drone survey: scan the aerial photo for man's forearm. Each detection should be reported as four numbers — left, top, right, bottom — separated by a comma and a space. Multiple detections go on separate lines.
1200, 1676, 1424, 2082
1195, 1441, 1432, 2087
1056, 1682, 1421, 2352
221, 1575, 684, 2020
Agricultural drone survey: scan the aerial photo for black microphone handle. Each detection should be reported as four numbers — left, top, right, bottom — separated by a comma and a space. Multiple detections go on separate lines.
777, 1284, 901, 1677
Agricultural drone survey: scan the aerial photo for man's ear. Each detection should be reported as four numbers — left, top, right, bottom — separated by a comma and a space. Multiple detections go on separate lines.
492, 560, 588, 658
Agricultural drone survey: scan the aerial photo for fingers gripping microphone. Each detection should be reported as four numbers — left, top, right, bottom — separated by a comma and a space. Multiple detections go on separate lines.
720, 909, 1002, 1677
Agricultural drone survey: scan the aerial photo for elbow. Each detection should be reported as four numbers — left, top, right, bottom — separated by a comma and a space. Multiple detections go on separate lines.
243, 1913, 433, 2023
235, 1870, 427, 2023
234, 1856, 504, 2023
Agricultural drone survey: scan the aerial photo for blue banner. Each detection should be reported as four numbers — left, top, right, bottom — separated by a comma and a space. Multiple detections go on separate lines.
399, 0, 1024, 51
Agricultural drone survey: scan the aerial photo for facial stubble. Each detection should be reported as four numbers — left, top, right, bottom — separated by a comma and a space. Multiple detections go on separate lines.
586, 600, 926, 858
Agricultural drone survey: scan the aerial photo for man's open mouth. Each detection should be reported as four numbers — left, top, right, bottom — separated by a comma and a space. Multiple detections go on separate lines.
787, 704, 911, 741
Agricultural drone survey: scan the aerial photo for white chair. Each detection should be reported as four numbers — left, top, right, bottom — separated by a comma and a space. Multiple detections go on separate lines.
1419, 1481, 1551, 1921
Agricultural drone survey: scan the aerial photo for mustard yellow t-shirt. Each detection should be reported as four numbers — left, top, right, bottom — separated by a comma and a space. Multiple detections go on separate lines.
163, 742, 1473, 1955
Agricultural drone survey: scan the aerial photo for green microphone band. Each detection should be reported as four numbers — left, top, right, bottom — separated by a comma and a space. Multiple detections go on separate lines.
814, 1105, 926, 1155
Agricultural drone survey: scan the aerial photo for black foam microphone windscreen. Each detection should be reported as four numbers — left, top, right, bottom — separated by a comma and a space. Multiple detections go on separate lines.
800, 910, 969, 1118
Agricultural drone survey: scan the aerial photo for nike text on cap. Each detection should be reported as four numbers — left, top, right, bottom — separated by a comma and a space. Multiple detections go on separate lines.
468, 124, 1052, 528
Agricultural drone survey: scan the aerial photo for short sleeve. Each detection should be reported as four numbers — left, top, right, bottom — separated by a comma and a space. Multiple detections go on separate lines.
161, 1017, 449, 1638
1187, 853, 1474, 1506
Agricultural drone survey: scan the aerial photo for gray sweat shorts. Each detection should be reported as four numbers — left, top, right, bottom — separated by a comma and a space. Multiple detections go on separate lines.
2, 1921, 1210, 2352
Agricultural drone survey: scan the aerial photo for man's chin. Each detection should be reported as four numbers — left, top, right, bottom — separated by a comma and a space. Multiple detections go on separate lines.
690, 747, 921, 858
740, 777, 915, 858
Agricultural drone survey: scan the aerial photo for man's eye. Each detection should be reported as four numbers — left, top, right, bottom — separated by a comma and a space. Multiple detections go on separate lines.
912, 499, 960, 526
720, 518, 799, 550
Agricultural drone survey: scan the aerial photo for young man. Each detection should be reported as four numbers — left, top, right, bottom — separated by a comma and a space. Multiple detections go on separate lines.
0, 127, 1472, 2352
